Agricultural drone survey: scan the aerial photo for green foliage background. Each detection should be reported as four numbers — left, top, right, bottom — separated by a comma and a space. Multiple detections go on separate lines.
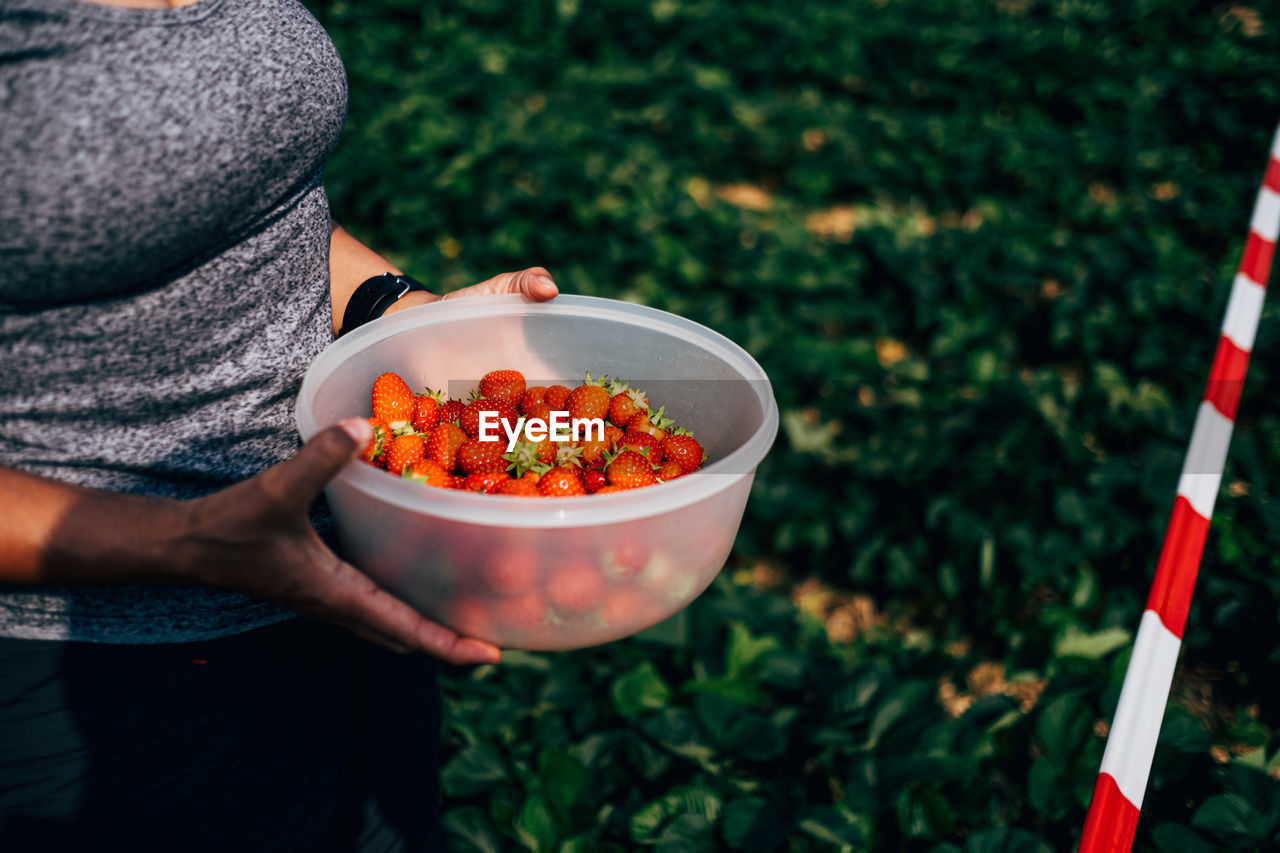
304, 0, 1280, 849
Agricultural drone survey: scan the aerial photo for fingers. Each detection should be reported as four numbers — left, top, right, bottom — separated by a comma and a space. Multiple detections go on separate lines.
442, 267, 559, 302
315, 559, 501, 665
252, 419, 370, 513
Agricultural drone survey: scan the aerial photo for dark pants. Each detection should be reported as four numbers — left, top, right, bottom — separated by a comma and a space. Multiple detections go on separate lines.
0, 618, 447, 852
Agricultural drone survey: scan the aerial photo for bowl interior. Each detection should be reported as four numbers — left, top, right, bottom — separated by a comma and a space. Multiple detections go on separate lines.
306, 300, 770, 465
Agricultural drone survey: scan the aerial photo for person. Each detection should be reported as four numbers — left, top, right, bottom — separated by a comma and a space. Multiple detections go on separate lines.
0, 0, 552, 848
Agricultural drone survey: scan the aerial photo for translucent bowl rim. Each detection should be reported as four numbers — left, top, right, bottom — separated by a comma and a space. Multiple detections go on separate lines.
295, 294, 779, 528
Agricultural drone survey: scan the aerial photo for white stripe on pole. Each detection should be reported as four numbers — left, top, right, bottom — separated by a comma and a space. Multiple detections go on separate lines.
1175, 401, 1234, 517
1251, 187, 1280, 241
1221, 273, 1268, 352
1097, 610, 1184, 809
1272, 127, 1280, 159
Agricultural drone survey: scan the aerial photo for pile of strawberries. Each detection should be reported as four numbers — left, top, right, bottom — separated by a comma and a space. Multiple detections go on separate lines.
361, 368, 706, 496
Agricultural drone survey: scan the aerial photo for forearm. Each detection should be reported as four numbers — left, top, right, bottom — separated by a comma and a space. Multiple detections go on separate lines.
329, 219, 438, 335
0, 467, 189, 586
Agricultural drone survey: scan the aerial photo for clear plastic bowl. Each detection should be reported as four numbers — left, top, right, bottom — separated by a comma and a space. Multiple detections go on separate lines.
295, 294, 778, 650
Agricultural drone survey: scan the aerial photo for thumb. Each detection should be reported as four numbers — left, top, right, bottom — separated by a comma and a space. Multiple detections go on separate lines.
255, 418, 371, 512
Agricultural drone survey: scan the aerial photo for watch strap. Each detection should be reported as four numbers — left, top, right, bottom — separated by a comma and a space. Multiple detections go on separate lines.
339, 272, 429, 337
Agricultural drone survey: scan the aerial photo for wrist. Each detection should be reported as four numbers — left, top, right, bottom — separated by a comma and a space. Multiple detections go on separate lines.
380, 288, 439, 317
338, 272, 433, 337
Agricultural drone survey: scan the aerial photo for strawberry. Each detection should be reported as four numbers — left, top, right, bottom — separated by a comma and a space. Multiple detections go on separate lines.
618, 432, 663, 464
440, 399, 465, 424
606, 449, 658, 489
362, 417, 393, 466
566, 383, 610, 422
425, 423, 467, 470
605, 538, 651, 578
480, 546, 539, 594
495, 477, 540, 497
604, 424, 625, 446
463, 471, 509, 493
459, 398, 519, 440
608, 387, 649, 427
625, 406, 674, 441
577, 436, 612, 469
523, 401, 552, 425
583, 469, 607, 493
494, 590, 548, 630
401, 458, 453, 488
543, 384, 572, 409
371, 372, 416, 432
537, 466, 586, 497
479, 369, 526, 407
599, 587, 652, 627
595, 484, 634, 494
384, 433, 426, 475
520, 386, 548, 414
457, 437, 508, 474
552, 441, 585, 469
411, 389, 444, 433
502, 438, 554, 478
661, 434, 704, 472
446, 596, 492, 638
655, 460, 686, 482
546, 560, 605, 612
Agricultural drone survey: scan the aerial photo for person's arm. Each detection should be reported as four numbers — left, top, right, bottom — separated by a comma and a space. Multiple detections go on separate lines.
0, 419, 499, 664
329, 219, 559, 335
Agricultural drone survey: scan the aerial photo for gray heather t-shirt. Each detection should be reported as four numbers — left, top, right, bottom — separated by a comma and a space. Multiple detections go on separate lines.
0, 0, 348, 642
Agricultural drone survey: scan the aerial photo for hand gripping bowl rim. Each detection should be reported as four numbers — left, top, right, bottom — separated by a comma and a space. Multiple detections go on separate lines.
295, 294, 779, 529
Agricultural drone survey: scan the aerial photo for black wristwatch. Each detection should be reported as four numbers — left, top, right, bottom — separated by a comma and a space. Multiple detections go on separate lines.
338, 272, 430, 337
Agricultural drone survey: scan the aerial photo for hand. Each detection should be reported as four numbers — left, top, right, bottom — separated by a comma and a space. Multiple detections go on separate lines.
382, 266, 559, 317
177, 419, 500, 665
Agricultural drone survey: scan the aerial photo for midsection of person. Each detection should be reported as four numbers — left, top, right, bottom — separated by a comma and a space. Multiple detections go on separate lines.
0, 0, 349, 642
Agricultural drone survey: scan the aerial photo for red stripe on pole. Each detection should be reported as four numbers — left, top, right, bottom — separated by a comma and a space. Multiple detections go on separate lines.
1145, 497, 1211, 639
1078, 774, 1142, 853
1239, 232, 1275, 286
1203, 335, 1251, 420
1264, 157, 1280, 195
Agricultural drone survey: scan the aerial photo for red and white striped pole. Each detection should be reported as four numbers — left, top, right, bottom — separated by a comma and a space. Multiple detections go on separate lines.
1077, 123, 1279, 852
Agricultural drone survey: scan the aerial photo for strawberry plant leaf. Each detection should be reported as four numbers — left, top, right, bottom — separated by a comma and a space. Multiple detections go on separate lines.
796, 805, 871, 848
443, 805, 505, 853
630, 785, 722, 845
1190, 793, 1259, 840
1054, 625, 1131, 660
441, 742, 509, 797
1150, 823, 1215, 853
725, 621, 781, 678
611, 660, 672, 719
720, 798, 790, 852
514, 793, 559, 853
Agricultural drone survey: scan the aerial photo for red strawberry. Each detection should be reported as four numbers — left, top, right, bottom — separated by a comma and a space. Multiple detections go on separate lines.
459, 398, 519, 440
661, 434, 704, 472
480, 546, 539, 594
371, 372, 416, 431
440, 399, 465, 424
425, 423, 467, 470
411, 390, 443, 433
446, 596, 492, 637
523, 401, 552, 425
577, 436, 611, 469
583, 469, 607, 493
605, 538, 651, 578
495, 591, 548, 631
608, 388, 649, 427
401, 458, 453, 488
479, 369, 526, 406
595, 484, 634, 494
543, 384, 572, 409
362, 417, 393, 466
625, 406, 674, 441
618, 432, 663, 464
537, 466, 586, 497
457, 437, 508, 474
546, 560, 605, 612
599, 587, 653, 628
463, 471, 510, 493
606, 450, 658, 489
566, 384, 610, 422
655, 460, 685, 482
604, 424, 625, 446
384, 433, 426, 475
495, 477, 540, 497
520, 386, 548, 414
